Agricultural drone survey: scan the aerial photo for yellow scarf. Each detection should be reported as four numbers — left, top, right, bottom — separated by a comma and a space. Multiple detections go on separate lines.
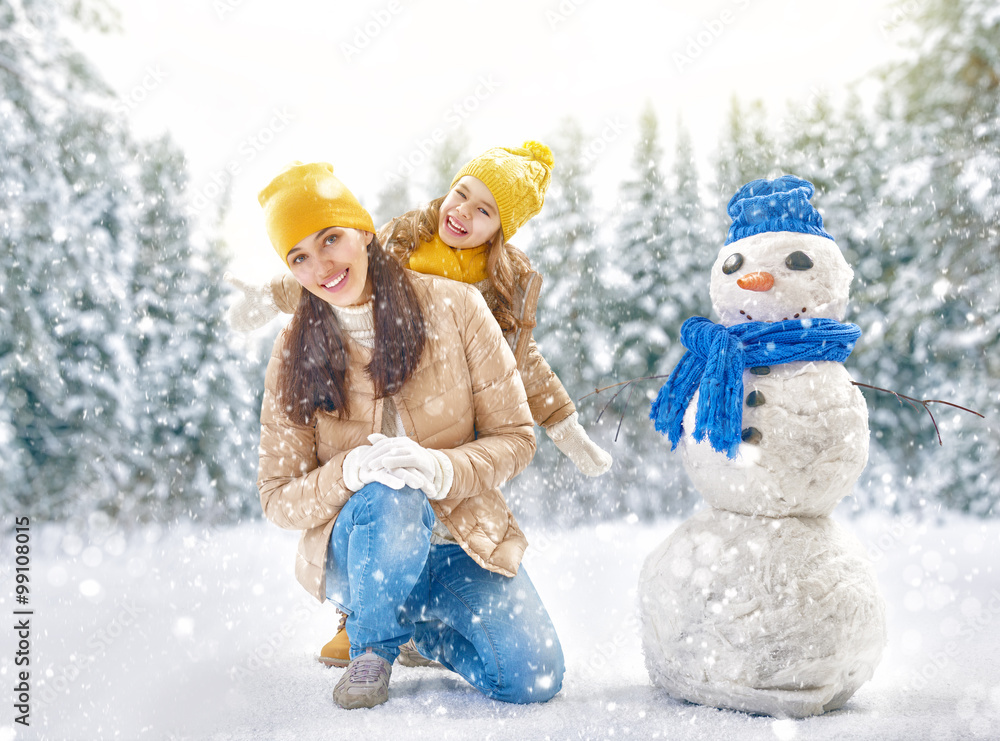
406, 234, 489, 285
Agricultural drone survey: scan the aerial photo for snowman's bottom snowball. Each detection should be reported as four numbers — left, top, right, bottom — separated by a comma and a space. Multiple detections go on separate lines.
638, 508, 886, 718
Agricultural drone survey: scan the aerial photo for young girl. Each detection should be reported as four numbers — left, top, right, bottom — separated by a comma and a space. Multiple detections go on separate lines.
232, 141, 611, 666
256, 161, 564, 709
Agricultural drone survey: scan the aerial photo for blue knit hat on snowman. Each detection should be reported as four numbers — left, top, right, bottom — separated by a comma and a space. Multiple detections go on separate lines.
725, 175, 834, 245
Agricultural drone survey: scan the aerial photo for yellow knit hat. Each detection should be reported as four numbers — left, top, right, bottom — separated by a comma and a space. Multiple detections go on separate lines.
450, 140, 554, 241
258, 161, 375, 263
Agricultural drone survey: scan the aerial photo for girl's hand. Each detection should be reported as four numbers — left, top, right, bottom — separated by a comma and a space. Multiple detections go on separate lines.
545, 413, 613, 477
224, 272, 280, 331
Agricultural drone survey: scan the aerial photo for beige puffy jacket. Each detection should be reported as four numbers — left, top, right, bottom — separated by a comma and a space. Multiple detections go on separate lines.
258, 272, 536, 602
270, 265, 576, 429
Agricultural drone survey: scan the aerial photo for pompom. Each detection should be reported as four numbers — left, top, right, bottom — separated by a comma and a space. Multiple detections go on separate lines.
521, 140, 554, 168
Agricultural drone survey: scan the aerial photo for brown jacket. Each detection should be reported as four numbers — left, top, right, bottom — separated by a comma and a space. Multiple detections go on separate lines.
258, 272, 536, 602
270, 262, 576, 429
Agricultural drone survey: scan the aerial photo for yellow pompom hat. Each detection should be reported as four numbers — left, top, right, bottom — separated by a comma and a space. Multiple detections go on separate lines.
450, 140, 554, 241
258, 161, 375, 263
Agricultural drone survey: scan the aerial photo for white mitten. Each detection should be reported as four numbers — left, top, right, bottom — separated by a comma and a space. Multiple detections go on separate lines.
363, 465, 433, 493
545, 412, 613, 477
224, 272, 280, 331
359, 466, 414, 491
366, 435, 437, 479
342, 445, 369, 492
345, 438, 416, 491
360, 434, 453, 500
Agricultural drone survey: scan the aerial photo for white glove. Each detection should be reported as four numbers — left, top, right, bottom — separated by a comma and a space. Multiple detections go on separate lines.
545, 412, 613, 477
342, 445, 368, 492
343, 437, 423, 491
353, 434, 453, 500
224, 272, 280, 331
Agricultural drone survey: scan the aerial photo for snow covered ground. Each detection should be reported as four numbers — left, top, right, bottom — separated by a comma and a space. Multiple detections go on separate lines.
3, 509, 999, 741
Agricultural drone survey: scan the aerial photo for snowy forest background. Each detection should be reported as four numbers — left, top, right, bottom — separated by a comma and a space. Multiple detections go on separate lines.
1, 0, 998, 536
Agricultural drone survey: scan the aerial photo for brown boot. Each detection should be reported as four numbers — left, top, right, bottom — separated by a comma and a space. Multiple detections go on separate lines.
317, 610, 350, 668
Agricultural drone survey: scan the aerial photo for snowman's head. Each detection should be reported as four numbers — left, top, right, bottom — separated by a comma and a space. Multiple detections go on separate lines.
710, 176, 854, 326
709, 231, 853, 325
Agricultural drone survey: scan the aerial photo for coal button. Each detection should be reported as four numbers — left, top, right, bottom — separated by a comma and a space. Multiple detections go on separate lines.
741, 427, 763, 444
749, 366, 770, 375
746, 390, 765, 407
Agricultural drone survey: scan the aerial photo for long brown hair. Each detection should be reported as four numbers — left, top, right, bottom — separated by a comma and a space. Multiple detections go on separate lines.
382, 196, 534, 333
276, 234, 426, 425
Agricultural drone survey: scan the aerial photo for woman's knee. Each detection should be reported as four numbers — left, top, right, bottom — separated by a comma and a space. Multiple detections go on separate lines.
488, 632, 565, 704
349, 482, 434, 529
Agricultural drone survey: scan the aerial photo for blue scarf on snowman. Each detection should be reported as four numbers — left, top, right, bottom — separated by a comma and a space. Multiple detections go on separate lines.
650, 316, 861, 460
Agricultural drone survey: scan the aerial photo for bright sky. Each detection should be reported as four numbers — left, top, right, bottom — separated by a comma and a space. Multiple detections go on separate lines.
74, 0, 908, 279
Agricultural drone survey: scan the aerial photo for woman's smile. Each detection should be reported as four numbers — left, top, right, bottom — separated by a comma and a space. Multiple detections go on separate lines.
321, 268, 349, 292
287, 227, 373, 307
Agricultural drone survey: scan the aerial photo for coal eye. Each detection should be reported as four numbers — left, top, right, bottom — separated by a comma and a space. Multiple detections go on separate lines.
722, 253, 744, 275
785, 251, 814, 270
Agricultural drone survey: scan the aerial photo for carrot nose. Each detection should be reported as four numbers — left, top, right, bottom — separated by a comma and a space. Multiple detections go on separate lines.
737, 271, 774, 292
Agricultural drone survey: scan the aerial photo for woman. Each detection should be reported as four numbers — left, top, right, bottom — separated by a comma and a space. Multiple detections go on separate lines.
256, 161, 565, 710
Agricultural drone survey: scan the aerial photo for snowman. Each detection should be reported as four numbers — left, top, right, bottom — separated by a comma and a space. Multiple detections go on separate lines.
640, 176, 886, 718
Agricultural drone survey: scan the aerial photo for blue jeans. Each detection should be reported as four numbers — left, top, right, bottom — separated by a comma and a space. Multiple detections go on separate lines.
325, 482, 565, 704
